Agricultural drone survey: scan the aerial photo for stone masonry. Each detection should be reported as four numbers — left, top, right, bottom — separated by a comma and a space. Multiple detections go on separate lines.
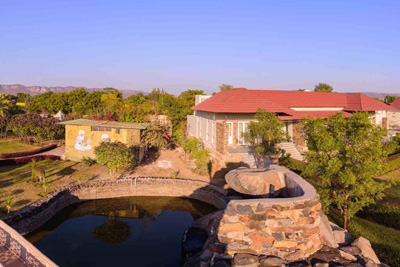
217, 165, 323, 261
216, 122, 229, 155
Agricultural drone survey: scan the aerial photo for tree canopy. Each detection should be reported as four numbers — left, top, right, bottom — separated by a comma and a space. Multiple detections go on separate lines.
303, 112, 390, 230
314, 83, 333, 92
244, 109, 290, 166
219, 84, 234, 91
384, 95, 397, 104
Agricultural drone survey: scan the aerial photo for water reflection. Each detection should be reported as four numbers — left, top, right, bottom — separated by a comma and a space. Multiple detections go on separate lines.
26, 196, 216, 267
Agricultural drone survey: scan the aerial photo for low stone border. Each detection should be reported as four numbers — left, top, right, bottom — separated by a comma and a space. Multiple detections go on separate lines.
1, 177, 228, 235
0, 220, 57, 267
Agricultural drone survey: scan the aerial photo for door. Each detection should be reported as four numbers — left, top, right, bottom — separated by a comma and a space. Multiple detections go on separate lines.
227, 122, 233, 145
238, 122, 249, 145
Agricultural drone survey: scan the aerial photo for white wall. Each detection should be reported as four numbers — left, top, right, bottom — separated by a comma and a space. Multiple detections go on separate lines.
388, 111, 400, 129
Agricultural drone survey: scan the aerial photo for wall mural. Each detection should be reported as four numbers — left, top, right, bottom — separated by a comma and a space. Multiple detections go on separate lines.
75, 130, 92, 151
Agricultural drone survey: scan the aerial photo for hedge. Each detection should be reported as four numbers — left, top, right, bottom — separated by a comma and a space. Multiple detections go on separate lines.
0, 144, 57, 159
380, 153, 400, 175
0, 155, 61, 166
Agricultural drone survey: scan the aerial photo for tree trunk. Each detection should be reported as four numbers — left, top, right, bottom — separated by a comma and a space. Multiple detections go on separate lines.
343, 194, 349, 230
258, 152, 264, 168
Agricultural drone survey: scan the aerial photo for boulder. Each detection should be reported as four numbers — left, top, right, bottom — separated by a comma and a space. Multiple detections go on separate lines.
233, 253, 259, 267
225, 167, 285, 196
329, 222, 351, 246
352, 237, 380, 264
259, 255, 285, 267
319, 215, 339, 248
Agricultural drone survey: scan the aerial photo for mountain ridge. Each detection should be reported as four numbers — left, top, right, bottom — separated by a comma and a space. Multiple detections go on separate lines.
0, 84, 147, 98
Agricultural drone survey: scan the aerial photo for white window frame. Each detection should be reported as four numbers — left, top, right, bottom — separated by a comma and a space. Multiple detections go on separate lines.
238, 121, 250, 145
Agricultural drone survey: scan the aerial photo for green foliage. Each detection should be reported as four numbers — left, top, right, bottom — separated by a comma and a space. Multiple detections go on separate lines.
0, 93, 13, 116
303, 112, 391, 229
380, 154, 400, 175
314, 82, 333, 92
181, 136, 204, 156
244, 109, 290, 165
384, 95, 397, 104
94, 141, 134, 178
219, 84, 234, 91
5, 192, 12, 214
140, 122, 168, 149
81, 156, 97, 166
193, 149, 211, 175
279, 153, 306, 174
7, 114, 64, 141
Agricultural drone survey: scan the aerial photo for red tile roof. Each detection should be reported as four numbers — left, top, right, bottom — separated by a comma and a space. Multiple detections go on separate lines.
192, 88, 396, 120
391, 97, 400, 109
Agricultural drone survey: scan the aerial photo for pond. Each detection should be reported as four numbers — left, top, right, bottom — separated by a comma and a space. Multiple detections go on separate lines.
26, 196, 217, 267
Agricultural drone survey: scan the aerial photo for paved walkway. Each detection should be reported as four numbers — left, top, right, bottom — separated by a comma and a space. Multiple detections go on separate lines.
38, 145, 65, 159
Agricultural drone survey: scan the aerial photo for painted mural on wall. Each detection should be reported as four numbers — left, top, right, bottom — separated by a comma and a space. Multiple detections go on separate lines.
75, 130, 92, 151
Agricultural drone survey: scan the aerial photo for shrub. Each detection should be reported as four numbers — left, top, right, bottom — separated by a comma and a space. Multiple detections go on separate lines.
0, 154, 61, 166
279, 153, 306, 174
94, 141, 135, 178
193, 148, 211, 175
81, 156, 97, 166
380, 154, 400, 175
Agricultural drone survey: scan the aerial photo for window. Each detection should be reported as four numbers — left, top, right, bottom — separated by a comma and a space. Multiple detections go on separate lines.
91, 126, 112, 132
115, 128, 120, 134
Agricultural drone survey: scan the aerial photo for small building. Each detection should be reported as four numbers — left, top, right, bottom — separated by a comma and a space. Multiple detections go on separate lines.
59, 119, 148, 162
54, 110, 66, 121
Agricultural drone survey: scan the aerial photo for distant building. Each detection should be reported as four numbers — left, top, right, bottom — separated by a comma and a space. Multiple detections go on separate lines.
187, 88, 397, 161
59, 119, 148, 162
54, 110, 65, 121
388, 98, 400, 130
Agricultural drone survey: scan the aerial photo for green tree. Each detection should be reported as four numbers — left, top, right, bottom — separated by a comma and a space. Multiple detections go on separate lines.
0, 94, 12, 116
303, 112, 390, 230
384, 95, 397, 104
243, 109, 290, 167
314, 82, 333, 92
16, 92, 30, 103
140, 122, 168, 149
94, 141, 134, 178
219, 84, 234, 91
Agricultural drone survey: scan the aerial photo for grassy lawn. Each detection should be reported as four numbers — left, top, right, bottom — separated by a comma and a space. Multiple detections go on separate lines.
0, 160, 110, 215
0, 140, 39, 155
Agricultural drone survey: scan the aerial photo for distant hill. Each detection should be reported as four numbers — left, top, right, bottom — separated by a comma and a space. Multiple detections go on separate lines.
0, 84, 147, 98
359, 92, 400, 99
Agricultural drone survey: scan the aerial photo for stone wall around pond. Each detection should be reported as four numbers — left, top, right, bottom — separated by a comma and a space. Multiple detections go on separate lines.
217, 165, 323, 261
1, 178, 228, 235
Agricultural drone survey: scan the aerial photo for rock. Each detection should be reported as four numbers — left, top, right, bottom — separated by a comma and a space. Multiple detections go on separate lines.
233, 253, 259, 267
352, 237, 380, 264
344, 264, 363, 267
214, 259, 232, 267
225, 167, 285, 196
287, 260, 311, 267
365, 261, 378, 267
259, 255, 285, 267
330, 222, 351, 246
313, 263, 328, 267
339, 250, 357, 261
319, 215, 339, 248
340, 246, 361, 257
182, 227, 209, 262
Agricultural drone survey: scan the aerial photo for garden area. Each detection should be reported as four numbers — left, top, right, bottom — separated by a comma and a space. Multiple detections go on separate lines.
0, 140, 40, 154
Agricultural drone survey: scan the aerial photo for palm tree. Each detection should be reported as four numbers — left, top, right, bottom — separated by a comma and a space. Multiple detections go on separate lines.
0, 94, 12, 117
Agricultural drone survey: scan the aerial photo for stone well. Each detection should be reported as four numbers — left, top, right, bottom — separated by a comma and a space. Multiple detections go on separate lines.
218, 165, 323, 261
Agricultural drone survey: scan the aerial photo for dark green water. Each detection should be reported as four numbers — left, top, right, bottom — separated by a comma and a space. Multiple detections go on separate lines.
26, 196, 216, 267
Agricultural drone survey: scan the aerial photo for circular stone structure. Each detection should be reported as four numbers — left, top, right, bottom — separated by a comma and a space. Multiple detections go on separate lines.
218, 165, 324, 261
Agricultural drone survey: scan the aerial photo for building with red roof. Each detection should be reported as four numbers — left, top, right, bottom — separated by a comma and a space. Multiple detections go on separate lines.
389, 97, 400, 129
187, 88, 396, 162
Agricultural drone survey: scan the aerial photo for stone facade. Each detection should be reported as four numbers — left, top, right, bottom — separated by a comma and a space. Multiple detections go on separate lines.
382, 117, 388, 129
216, 122, 229, 155
292, 122, 306, 148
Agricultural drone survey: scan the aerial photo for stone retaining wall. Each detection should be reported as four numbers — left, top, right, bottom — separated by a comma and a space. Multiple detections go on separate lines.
1, 177, 227, 235
0, 220, 57, 267
217, 165, 323, 261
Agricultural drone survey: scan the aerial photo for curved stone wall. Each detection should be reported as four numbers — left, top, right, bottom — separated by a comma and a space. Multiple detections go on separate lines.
1, 177, 227, 235
217, 165, 323, 261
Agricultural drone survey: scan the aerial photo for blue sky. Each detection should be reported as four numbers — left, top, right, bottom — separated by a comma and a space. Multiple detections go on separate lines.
0, 0, 399, 94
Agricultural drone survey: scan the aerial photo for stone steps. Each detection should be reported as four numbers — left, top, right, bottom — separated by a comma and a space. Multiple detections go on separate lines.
279, 142, 304, 161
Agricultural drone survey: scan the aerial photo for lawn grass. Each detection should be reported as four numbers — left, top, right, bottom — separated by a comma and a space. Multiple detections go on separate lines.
0, 140, 39, 155
0, 160, 110, 215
